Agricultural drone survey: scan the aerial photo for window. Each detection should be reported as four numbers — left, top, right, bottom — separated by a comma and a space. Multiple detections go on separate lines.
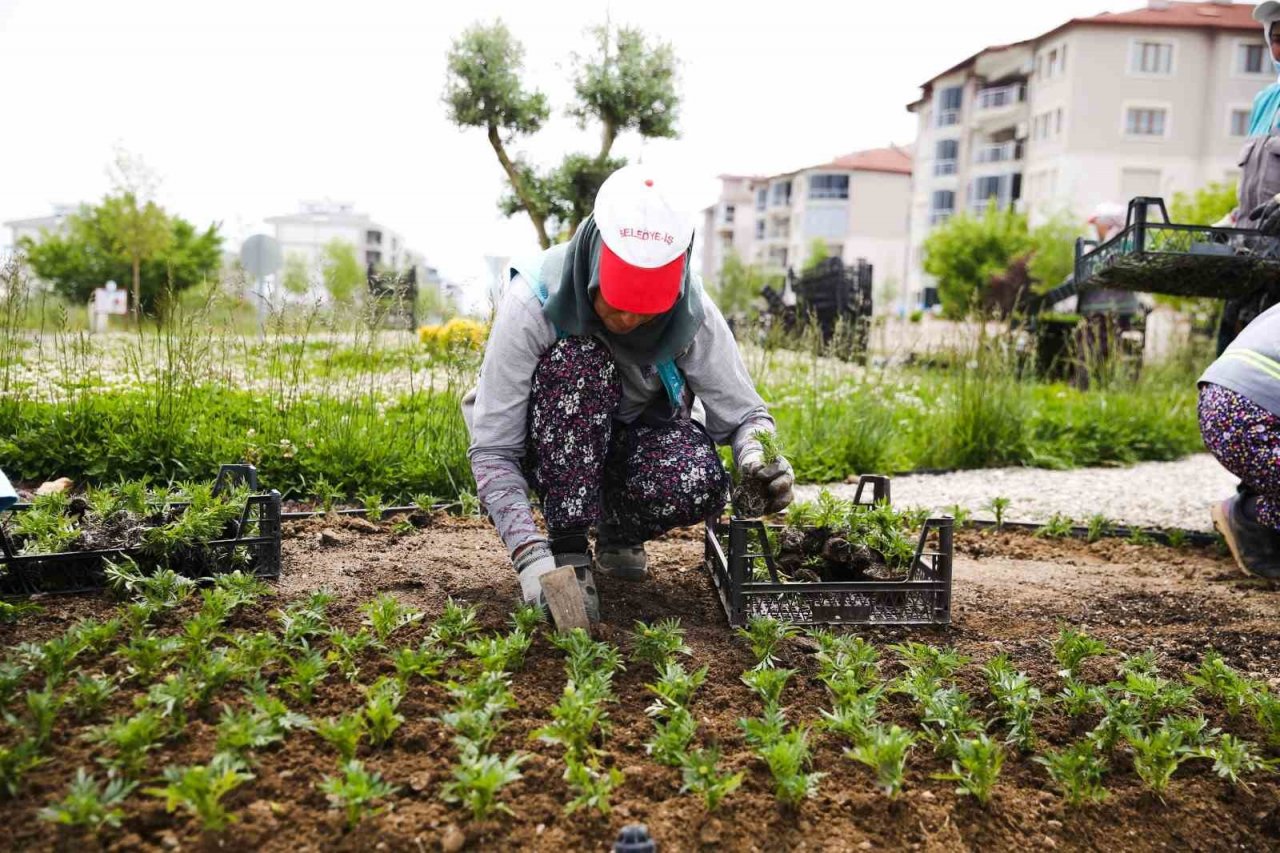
724, 204, 735, 224
934, 139, 958, 176
1055, 107, 1063, 136
977, 84, 1024, 110
1131, 41, 1174, 75
1239, 42, 1267, 75
768, 247, 789, 268
930, 190, 955, 224
975, 141, 1021, 164
1231, 108, 1251, 137
755, 219, 765, 239
1125, 106, 1168, 137
808, 174, 849, 200
937, 86, 962, 127
366, 251, 382, 265
1032, 111, 1061, 142
770, 181, 792, 206
366, 230, 383, 245
755, 188, 767, 211
969, 174, 1019, 213
1047, 48, 1061, 78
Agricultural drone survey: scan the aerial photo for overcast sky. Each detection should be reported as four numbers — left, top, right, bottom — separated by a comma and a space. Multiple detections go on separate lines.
0, 0, 1217, 302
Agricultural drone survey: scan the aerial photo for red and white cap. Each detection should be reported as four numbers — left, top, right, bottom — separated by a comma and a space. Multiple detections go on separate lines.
593, 164, 695, 315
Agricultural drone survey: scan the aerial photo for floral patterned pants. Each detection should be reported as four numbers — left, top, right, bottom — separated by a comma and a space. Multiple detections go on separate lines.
524, 337, 729, 545
1199, 382, 1280, 530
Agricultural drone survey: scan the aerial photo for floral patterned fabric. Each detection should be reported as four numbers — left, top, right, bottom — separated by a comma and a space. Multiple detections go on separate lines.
1199, 382, 1280, 530
524, 337, 729, 544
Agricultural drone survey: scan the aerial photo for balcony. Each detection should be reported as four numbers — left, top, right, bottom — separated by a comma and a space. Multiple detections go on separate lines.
976, 83, 1025, 111
929, 210, 954, 226
973, 82, 1028, 134
934, 159, 958, 177
974, 141, 1023, 165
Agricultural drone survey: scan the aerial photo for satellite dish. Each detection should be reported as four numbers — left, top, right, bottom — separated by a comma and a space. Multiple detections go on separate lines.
240, 234, 281, 279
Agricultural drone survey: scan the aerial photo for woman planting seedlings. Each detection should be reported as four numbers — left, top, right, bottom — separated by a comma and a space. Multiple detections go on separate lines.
1201, 303, 1280, 579
464, 165, 793, 628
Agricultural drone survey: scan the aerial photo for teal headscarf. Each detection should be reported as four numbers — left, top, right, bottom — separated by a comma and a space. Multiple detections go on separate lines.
542, 215, 704, 366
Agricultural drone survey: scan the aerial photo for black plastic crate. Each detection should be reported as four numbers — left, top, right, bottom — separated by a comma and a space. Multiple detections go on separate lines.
1066, 196, 1280, 301
0, 465, 282, 596
704, 475, 953, 627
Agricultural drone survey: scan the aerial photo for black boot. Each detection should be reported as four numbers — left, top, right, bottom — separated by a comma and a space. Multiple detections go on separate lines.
1211, 493, 1280, 580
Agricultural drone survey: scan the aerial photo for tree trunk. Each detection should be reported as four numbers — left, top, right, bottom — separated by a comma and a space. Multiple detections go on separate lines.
131, 255, 141, 326
488, 125, 551, 250
598, 119, 617, 164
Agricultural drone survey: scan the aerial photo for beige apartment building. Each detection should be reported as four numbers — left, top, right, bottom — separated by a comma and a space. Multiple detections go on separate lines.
701, 147, 912, 309
906, 0, 1269, 305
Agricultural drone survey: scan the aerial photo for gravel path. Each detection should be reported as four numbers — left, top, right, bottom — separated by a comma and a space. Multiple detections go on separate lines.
797, 454, 1238, 532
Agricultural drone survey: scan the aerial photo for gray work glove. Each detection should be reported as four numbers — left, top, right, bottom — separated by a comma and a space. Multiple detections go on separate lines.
1248, 193, 1280, 236
738, 451, 796, 515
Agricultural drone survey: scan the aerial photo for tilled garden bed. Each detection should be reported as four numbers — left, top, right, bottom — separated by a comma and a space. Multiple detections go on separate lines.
0, 513, 1278, 852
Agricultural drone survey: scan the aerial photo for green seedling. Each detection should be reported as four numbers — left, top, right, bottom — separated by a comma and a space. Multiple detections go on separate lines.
920, 687, 986, 757
1085, 513, 1111, 543
646, 662, 708, 716
32, 633, 82, 689
0, 661, 25, 707
821, 686, 882, 745
143, 484, 247, 560
434, 598, 481, 648
360, 593, 424, 646
0, 600, 42, 623
1052, 626, 1108, 679
105, 560, 195, 610
814, 633, 879, 684
327, 628, 375, 681
1089, 691, 1144, 754
411, 492, 441, 514
22, 688, 63, 747
246, 689, 311, 735
1057, 678, 1104, 717
393, 640, 451, 684
935, 734, 1004, 806
1034, 513, 1074, 539
630, 618, 692, 669
1116, 648, 1160, 678
1034, 739, 1109, 807
390, 518, 416, 536
754, 428, 782, 466
363, 678, 405, 747
948, 504, 972, 528
275, 591, 334, 647
313, 478, 343, 515
740, 667, 793, 711
465, 631, 532, 675
1162, 715, 1218, 750
281, 649, 329, 705
457, 490, 482, 517
1127, 719, 1193, 797
440, 744, 526, 821
646, 705, 697, 767
359, 493, 385, 523
70, 617, 123, 656
1186, 648, 1253, 718
550, 628, 623, 686
758, 726, 823, 807
441, 702, 507, 753
740, 705, 789, 750
890, 641, 969, 680
735, 616, 798, 670
680, 747, 743, 811
317, 712, 366, 762
1165, 528, 1190, 549
847, 724, 917, 798
87, 710, 167, 777
145, 753, 254, 831
563, 757, 624, 816
215, 705, 283, 757
986, 496, 1011, 528
71, 673, 118, 720
1127, 526, 1154, 546
13, 490, 78, 555
38, 768, 136, 831
0, 739, 46, 797
984, 657, 1041, 751
226, 631, 280, 676
1116, 670, 1197, 723
145, 672, 194, 726
1199, 733, 1275, 790
534, 680, 613, 762
508, 603, 543, 636
188, 648, 249, 710
321, 760, 399, 829
890, 666, 945, 705
1251, 688, 1280, 747
212, 570, 272, 608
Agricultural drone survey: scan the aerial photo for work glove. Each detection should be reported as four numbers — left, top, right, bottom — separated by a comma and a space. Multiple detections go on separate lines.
738, 451, 796, 515
1248, 193, 1280, 236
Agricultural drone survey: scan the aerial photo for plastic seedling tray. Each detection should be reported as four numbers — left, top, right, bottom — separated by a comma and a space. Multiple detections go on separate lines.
0, 464, 282, 596
704, 475, 953, 627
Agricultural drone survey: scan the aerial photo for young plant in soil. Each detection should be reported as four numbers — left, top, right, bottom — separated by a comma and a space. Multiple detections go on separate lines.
360, 593, 424, 647
1034, 740, 1109, 807
680, 746, 743, 812
0, 740, 46, 797
363, 677, 405, 747
1126, 718, 1195, 797
1186, 649, 1254, 719
1057, 679, 1105, 717
440, 746, 527, 821
890, 642, 969, 681
275, 591, 335, 648
757, 726, 824, 807
646, 661, 709, 719
1085, 514, 1112, 543
320, 760, 399, 829
847, 724, 917, 798
433, 598, 481, 649
317, 712, 366, 762
630, 619, 693, 669
1198, 734, 1275, 790
327, 629, 376, 682
86, 710, 168, 777
918, 687, 987, 758
282, 649, 330, 704
145, 753, 254, 831
984, 655, 1041, 752
38, 768, 136, 832
1052, 626, 1109, 680
393, 640, 451, 685
359, 493, 385, 523
736, 616, 798, 670
1250, 689, 1280, 747
934, 734, 1004, 806
986, 496, 1011, 529
1034, 513, 1075, 539
70, 673, 118, 720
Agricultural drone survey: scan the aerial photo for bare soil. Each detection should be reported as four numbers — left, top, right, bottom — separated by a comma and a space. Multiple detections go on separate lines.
2, 513, 1279, 852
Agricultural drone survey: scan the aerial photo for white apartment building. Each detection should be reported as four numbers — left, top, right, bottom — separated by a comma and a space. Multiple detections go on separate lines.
906, 0, 1268, 304
701, 147, 913, 307
265, 200, 415, 275
4, 205, 77, 254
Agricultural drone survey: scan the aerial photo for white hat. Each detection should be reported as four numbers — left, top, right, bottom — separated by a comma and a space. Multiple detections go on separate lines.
1088, 201, 1127, 228
592, 164, 695, 314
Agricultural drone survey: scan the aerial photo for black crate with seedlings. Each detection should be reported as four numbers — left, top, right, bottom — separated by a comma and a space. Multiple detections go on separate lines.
0, 464, 281, 595
706, 475, 952, 627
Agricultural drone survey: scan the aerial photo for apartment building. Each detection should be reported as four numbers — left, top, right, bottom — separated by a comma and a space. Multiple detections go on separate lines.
701, 146, 913, 306
906, 0, 1267, 303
